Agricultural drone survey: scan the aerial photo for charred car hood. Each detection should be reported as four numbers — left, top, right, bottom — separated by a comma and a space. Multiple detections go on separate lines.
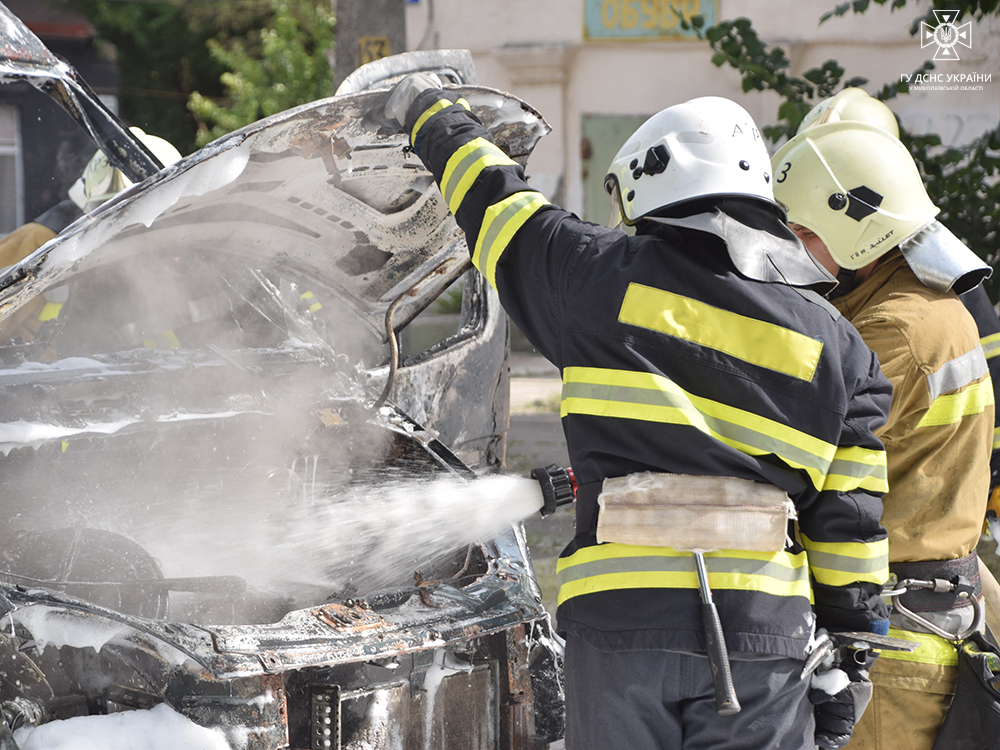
0, 84, 549, 338
0, 81, 552, 610
0, 520, 543, 676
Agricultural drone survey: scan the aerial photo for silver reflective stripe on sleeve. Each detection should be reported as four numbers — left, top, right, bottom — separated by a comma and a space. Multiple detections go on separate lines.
926, 346, 989, 400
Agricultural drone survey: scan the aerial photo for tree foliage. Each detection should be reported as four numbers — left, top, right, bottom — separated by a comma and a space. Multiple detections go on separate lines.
57, 0, 333, 154
820, 0, 999, 29
685, 2, 1000, 300
188, 0, 335, 148
56, 0, 235, 155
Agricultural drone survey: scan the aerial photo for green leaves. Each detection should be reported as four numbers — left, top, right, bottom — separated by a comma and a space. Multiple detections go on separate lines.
820, 1, 872, 24
187, 0, 334, 147
693, 17, 844, 141
61, 0, 226, 155
906, 124, 1000, 299
62, 0, 333, 152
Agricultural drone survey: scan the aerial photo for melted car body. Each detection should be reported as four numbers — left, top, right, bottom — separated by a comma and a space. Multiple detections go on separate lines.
0, 10, 563, 747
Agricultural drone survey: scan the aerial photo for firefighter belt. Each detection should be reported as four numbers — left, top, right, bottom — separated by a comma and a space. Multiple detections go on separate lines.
596, 472, 795, 552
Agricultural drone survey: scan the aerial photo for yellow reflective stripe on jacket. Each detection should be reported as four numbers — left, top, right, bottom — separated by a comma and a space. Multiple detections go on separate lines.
560, 366, 887, 494
877, 627, 958, 667
994, 425, 1000, 452
411, 97, 471, 147
916, 377, 994, 429
982, 332, 1000, 360
37, 302, 62, 322
618, 283, 823, 382
441, 136, 517, 214
301, 290, 323, 314
825, 444, 890, 493
800, 533, 888, 587
472, 191, 549, 289
143, 330, 182, 350
555, 543, 812, 607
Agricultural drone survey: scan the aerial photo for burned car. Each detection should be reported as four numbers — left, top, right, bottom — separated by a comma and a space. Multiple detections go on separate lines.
0, 10, 563, 749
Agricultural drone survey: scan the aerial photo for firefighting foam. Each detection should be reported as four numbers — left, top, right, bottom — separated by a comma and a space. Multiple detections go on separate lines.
130, 470, 546, 614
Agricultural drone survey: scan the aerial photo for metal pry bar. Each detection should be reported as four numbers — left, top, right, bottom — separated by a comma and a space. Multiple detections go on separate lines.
693, 550, 741, 715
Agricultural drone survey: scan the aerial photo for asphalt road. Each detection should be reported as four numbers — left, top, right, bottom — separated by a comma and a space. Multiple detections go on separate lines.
506, 414, 570, 474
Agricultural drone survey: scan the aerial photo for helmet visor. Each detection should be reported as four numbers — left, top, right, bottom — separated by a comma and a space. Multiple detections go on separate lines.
605, 176, 626, 229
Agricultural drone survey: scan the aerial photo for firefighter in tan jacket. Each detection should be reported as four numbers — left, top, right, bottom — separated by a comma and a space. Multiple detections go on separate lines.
0, 128, 180, 355
772, 116, 993, 750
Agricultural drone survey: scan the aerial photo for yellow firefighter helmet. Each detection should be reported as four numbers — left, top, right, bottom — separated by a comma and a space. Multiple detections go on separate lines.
69, 128, 181, 211
798, 88, 899, 138
771, 121, 938, 270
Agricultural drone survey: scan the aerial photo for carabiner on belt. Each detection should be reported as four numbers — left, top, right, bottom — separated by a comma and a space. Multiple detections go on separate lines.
882, 576, 985, 641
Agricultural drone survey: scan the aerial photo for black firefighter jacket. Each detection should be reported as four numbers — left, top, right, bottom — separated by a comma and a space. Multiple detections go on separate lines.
961, 285, 1000, 497
403, 89, 892, 660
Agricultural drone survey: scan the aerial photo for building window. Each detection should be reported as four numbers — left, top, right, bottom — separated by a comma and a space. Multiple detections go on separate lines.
581, 113, 649, 224
0, 105, 22, 234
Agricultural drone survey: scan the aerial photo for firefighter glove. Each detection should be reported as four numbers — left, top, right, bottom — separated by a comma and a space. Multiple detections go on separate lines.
384, 72, 443, 128
810, 648, 875, 750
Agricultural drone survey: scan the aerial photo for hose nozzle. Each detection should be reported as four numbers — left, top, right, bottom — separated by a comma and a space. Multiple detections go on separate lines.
530, 464, 576, 517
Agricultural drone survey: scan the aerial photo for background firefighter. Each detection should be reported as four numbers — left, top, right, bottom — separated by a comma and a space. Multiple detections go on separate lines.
385, 74, 891, 750
773, 101, 994, 750
797, 87, 1000, 555
0, 128, 181, 355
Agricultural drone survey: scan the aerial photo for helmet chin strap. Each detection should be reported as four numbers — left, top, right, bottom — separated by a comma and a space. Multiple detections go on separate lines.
828, 266, 857, 300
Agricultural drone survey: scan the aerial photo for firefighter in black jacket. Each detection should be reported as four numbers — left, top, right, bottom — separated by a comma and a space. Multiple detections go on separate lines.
386, 75, 892, 750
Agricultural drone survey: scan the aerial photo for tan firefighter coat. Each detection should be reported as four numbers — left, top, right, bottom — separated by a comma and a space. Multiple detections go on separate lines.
834, 251, 993, 564
834, 249, 994, 750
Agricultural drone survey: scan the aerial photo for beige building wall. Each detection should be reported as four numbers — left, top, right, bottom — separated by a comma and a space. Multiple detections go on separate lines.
405, 0, 1000, 217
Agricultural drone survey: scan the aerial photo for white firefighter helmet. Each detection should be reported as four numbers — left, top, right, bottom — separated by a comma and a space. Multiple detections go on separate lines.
798, 88, 899, 138
605, 97, 775, 227
771, 121, 939, 270
69, 127, 181, 211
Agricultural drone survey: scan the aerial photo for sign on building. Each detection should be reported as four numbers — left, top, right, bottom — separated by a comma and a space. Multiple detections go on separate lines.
357, 36, 391, 66
584, 0, 717, 41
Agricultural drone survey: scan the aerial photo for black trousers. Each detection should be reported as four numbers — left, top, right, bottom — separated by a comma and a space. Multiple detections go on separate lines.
564, 633, 815, 750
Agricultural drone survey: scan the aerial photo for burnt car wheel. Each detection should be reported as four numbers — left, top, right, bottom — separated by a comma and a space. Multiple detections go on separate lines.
0, 528, 168, 619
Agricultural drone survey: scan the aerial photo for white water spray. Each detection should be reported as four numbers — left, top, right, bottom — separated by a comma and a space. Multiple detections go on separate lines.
133, 472, 547, 611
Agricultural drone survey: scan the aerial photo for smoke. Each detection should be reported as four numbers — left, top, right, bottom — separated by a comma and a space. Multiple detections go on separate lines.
0, 208, 528, 627
0, 93, 526, 629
